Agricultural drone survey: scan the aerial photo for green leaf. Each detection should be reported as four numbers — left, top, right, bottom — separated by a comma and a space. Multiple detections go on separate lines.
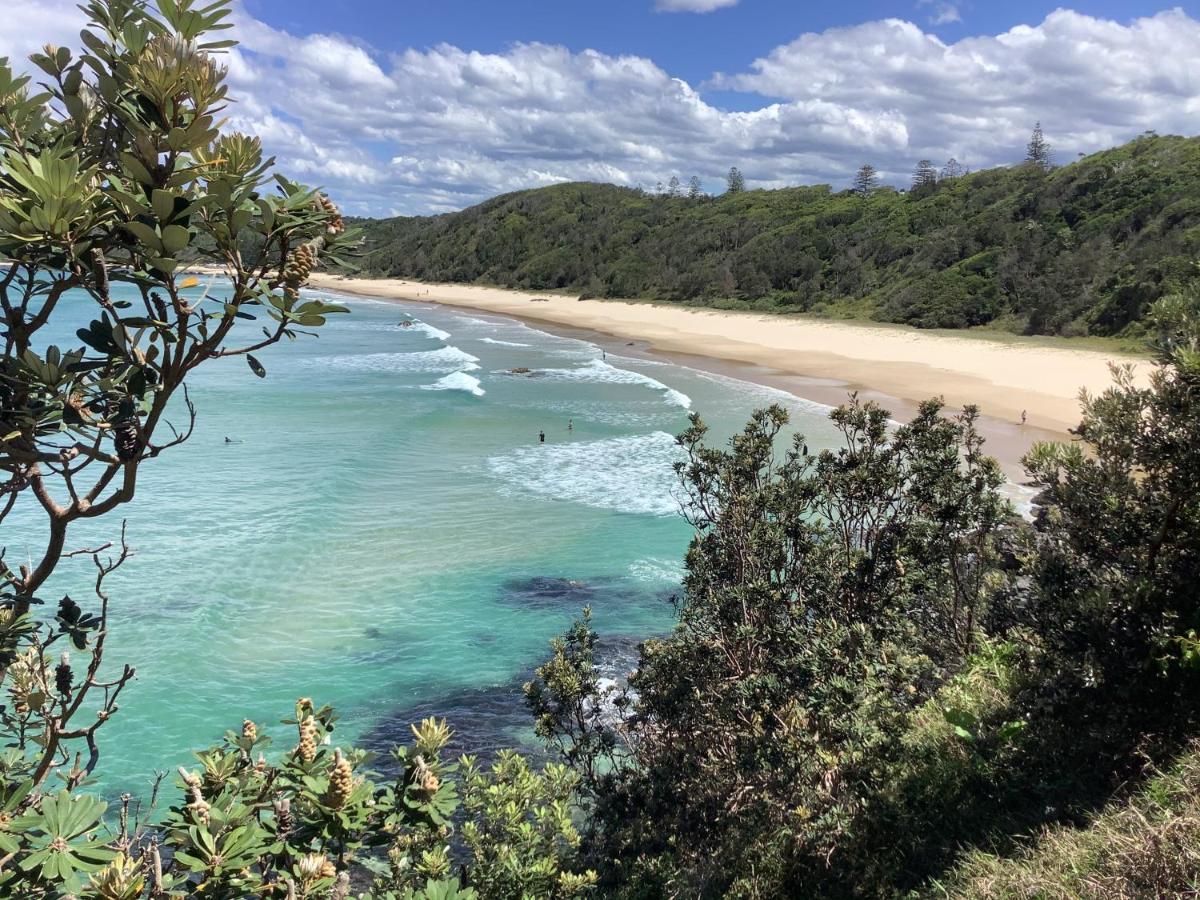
161, 224, 190, 254
247, 355, 266, 378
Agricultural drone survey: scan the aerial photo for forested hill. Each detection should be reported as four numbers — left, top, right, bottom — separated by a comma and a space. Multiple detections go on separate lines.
353, 134, 1200, 336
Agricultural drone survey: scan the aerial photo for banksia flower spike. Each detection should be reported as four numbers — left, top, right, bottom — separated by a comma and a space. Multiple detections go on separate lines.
315, 194, 345, 235
281, 241, 320, 300
242, 719, 257, 743
295, 714, 318, 763
323, 748, 353, 809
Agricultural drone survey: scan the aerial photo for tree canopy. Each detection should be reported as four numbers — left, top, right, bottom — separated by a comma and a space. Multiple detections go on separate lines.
352, 134, 1200, 336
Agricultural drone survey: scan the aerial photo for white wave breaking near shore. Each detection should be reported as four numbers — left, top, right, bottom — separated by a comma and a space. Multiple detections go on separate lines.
421, 371, 486, 397
398, 319, 451, 341
479, 337, 531, 348
533, 360, 692, 409
312, 345, 481, 374
487, 432, 685, 516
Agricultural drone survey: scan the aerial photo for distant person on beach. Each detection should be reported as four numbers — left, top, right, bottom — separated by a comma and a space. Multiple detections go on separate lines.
1020, 410, 1027, 426
539, 430, 545, 443
568, 418, 573, 432
602, 350, 606, 361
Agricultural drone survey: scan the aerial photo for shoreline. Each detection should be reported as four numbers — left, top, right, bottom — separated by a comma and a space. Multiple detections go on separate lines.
295, 272, 1141, 481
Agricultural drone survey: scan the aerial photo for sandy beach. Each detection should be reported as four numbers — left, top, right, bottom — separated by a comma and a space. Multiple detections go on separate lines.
302, 273, 1147, 452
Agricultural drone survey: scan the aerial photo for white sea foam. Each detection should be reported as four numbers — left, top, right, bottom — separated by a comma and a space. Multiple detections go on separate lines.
312, 346, 480, 374
479, 337, 531, 348
486, 431, 685, 516
536, 360, 692, 409
1001, 480, 1040, 522
421, 371, 486, 397
400, 319, 451, 341
628, 556, 686, 583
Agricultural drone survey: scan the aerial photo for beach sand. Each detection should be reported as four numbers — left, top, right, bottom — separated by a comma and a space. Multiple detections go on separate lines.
203, 268, 1140, 478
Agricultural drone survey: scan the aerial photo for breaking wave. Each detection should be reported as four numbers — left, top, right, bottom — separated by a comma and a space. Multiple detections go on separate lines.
312, 345, 480, 374
486, 432, 685, 516
420, 371, 486, 397
535, 360, 692, 409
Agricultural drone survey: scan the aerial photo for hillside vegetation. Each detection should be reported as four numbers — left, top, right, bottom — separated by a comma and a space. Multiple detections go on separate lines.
355, 134, 1200, 336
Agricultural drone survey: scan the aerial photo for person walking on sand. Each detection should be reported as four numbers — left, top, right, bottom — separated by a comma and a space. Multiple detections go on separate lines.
539, 430, 545, 443
1020, 410, 1027, 426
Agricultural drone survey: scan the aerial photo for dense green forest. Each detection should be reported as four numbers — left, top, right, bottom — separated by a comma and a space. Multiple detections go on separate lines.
354, 134, 1200, 336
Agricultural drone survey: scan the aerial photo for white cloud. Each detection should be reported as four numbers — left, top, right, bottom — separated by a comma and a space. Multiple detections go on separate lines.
0, 0, 86, 66
655, 0, 740, 12
713, 9, 1200, 179
918, 1, 962, 27
2, 2, 1198, 216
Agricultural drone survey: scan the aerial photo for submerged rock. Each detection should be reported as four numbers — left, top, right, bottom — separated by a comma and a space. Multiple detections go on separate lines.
497, 575, 599, 609
361, 633, 648, 768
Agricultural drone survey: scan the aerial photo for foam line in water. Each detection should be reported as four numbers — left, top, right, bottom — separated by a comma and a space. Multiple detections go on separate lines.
628, 556, 686, 583
399, 319, 451, 341
487, 431, 684, 516
312, 345, 480, 374
536, 360, 692, 409
479, 337, 531, 348
421, 371, 486, 397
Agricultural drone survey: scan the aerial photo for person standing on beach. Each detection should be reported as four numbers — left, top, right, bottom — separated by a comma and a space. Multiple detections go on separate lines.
1020, 410, 1027, 426
568, 418, 573, 432
539, 430, 545, 443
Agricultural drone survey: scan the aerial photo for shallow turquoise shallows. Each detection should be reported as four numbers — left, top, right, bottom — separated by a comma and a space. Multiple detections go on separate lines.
7, 281, 845, 801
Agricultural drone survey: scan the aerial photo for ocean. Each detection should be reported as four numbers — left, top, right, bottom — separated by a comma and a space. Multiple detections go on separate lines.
7, 280, 850, 800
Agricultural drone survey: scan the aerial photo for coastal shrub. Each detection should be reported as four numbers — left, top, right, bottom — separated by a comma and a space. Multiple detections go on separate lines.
523, 274, 1200, 896
527, 398, 1016, 896
1, 699, 596, 898
0, 0, 353, 800
1017, 277, 1200, 762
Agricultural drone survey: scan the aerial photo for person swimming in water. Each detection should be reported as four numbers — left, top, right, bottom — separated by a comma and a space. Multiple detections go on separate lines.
568, 418, 573, 432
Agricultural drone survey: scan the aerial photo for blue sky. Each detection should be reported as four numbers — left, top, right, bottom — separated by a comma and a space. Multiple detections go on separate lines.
240, 0, 1169, 92
6, 0, 1199, 215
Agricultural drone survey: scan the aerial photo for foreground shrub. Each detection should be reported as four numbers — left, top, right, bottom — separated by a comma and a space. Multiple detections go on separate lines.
529, 398, 1015, 897
1, 699, 595, 898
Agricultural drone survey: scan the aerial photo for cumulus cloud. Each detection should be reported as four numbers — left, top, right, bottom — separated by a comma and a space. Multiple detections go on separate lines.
2, 2, 1198, 216
714, 9, 1200, 179
0, 0, 86, 64
655, 0, 740, 12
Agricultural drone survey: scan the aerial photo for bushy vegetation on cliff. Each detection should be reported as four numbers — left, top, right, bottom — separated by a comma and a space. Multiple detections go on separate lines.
5, 2, 1200, 897
354, 135, 1200, 337
525, 277, 1200, 897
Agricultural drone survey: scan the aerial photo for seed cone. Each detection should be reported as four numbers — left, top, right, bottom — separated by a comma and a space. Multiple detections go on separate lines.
295, 715, 318, 762
323, 749, 353, 809
55, 653, 72, 696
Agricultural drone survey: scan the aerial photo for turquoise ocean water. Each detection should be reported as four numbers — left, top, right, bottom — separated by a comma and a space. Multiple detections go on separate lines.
8, 280, 848, 800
